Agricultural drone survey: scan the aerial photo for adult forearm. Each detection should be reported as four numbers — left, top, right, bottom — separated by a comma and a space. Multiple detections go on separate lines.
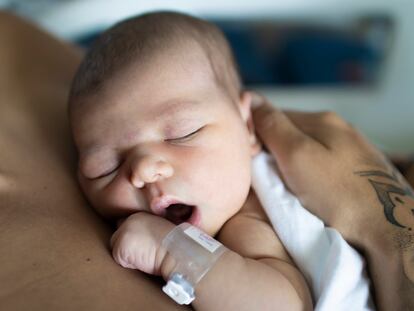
353, 169, 414, 311
361, 228, 414, 311
362, 218, 414, 311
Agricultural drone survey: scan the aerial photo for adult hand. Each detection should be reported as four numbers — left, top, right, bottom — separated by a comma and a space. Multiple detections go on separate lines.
251, 92, 414, 245
250, 92, 414, 311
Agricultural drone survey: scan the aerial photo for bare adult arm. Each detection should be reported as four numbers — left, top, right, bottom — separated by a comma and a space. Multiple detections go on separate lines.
251, 93, 414, 311
0, 12, 188, 311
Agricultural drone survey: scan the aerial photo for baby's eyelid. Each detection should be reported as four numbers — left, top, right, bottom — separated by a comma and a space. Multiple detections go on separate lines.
87, 162, 121, 180
166, 127, 203, 142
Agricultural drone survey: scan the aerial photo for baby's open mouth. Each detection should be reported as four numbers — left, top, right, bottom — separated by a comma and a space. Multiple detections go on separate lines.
165, 203, 195, 225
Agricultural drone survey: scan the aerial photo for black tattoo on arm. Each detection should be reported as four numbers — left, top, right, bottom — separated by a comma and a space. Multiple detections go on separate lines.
355, 169, 414, 230
356, 170, 399, 182
356, 169, 414, 308
367, 179, 407, 228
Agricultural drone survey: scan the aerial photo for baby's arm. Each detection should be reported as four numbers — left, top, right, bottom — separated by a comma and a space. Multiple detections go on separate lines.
111, 195, 312, 311
186, 191, 313, 311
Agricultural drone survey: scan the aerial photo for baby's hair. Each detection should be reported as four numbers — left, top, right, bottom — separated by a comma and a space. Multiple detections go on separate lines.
68, 11, 242, 112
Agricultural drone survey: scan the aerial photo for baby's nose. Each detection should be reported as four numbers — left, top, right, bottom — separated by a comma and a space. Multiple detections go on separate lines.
130, 155, 174, 188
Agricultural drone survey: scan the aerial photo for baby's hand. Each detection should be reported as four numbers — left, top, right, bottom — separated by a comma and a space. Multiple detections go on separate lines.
110, 212, 175, 275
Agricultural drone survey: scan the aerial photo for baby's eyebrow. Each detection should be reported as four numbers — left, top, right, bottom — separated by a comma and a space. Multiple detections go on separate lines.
78, 145, 108, 161
154, 99, 201, 120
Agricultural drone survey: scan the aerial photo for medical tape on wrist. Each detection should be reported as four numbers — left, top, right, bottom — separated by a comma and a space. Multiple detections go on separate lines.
161, 222, 227, 305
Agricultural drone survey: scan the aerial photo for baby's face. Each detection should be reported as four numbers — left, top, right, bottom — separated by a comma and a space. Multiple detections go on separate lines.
72, 48, 257, 236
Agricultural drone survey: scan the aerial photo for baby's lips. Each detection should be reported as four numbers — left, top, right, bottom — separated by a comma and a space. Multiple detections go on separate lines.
150, 195, 181, 216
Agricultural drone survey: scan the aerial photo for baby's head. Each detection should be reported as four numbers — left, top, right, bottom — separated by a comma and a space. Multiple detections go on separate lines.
69, 11, 260, 235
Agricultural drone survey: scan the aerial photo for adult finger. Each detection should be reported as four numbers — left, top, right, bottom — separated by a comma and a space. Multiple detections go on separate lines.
252, 96, 317, 165
283, 110, 352, 148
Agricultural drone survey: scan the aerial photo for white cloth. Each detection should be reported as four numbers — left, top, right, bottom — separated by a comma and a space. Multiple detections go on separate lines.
251, 152, 374, 310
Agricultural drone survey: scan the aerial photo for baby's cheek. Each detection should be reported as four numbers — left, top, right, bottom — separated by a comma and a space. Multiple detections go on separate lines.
89, 178, 146, 219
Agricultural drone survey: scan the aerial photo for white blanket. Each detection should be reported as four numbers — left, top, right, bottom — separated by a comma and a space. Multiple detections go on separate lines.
251, 152, 374, 310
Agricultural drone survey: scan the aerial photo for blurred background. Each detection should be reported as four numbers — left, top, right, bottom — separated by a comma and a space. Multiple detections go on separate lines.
1, 0, 413, 154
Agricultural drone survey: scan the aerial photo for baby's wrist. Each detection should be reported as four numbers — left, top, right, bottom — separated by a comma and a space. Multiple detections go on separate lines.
160, 251, 176, 280
159, 223, 228, 305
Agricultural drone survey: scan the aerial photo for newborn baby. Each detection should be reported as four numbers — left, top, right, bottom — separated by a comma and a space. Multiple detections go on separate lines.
68, 11, 312, 310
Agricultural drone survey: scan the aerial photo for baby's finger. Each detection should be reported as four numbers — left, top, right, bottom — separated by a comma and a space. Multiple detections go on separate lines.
111, 242, 136, 269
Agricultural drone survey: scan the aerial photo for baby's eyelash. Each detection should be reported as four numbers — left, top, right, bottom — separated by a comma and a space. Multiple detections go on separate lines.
166, 127, 203, 142
93, 163, 120, 179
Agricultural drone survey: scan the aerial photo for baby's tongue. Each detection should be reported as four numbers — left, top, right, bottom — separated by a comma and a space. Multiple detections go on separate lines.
165, 204, 193, 225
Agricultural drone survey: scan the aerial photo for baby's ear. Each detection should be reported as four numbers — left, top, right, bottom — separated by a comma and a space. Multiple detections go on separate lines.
239, 91, 262, 156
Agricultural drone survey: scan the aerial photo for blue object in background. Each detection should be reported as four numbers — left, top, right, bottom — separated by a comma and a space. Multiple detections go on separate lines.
76, 20, 381, 86
273, 32, 378, 85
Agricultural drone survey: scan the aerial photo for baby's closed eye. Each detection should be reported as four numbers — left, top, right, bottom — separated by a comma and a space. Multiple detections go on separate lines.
165, 126, 204, 143
80, 153, 121, 180
91, 163, 121, 179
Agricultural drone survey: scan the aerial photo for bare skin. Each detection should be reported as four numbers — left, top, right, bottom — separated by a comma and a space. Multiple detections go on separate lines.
111, 189, 313, 311
0, 12, 188, 311
79, 44, 313, 309
251, 93, 414, 311
3, 10, 412, 311
193, 189, 313, 310
0, 12, 311, 310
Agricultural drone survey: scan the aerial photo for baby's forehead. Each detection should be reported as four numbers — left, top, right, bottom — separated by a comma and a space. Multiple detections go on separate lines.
69, 12, 242, 120
70, 41, 238, 134
121, 39, 235, 97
